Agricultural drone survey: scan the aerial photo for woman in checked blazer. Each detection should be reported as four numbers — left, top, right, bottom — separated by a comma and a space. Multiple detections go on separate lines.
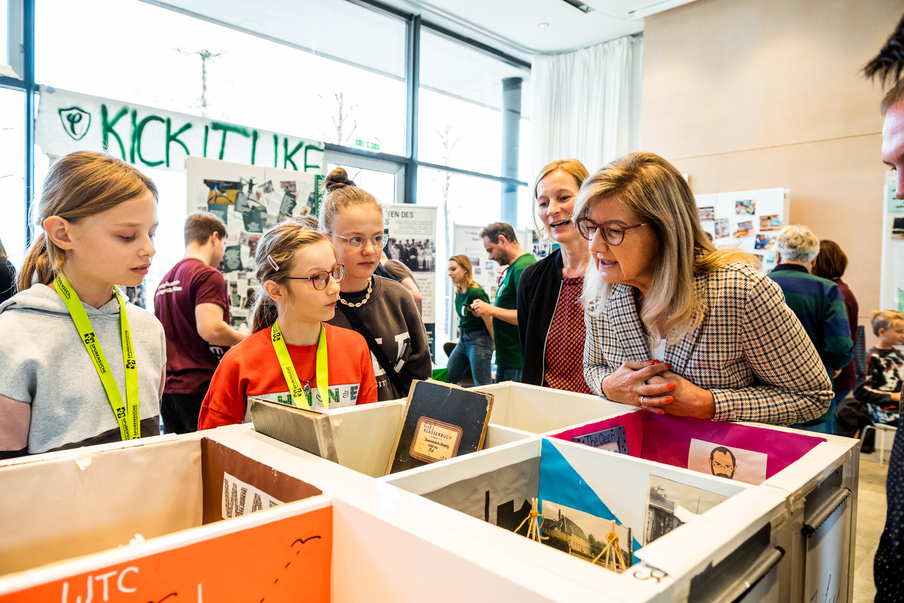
575, 152, 833, 425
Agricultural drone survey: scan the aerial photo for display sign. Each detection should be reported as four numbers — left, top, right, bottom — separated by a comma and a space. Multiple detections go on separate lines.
36, 87, 324, 173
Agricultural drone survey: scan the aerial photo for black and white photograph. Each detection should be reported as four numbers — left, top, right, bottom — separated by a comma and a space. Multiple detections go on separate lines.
385, 237, 437, 272
644, 475, 728, 545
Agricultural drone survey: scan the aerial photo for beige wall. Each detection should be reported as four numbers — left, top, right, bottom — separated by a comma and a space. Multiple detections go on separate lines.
642, 0, 901, 345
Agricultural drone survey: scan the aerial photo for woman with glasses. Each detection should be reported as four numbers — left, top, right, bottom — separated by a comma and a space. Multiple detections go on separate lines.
578, 152, 833, 425
321, 168, 431, 401
517, 159, 592, 392
198, 222, 377, 429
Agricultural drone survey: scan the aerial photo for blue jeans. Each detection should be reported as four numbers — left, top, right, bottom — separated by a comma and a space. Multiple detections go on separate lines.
495, 365, 522, 384
446, 329, 494, 386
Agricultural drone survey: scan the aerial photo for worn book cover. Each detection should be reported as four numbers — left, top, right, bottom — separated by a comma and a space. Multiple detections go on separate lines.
249, 397, 339, 463
386, 380, 494, 474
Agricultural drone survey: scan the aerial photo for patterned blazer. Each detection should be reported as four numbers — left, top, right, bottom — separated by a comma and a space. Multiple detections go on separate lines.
583, 262, 833, 425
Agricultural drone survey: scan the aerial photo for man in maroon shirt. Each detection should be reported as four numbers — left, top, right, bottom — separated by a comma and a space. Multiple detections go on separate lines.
154, 212, 249, 433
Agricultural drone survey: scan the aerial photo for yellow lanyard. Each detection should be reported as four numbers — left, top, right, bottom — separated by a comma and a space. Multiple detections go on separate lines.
271, 320, 330, 409
55, 273, 140, 441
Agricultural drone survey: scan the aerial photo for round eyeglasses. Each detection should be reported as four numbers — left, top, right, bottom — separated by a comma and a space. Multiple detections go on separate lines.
285, 264, 345, 290
576, 218, 648, 246
330, 233, 386, 250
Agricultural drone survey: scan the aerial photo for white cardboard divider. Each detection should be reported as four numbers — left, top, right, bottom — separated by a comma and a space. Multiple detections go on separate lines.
475, 382, 628, 434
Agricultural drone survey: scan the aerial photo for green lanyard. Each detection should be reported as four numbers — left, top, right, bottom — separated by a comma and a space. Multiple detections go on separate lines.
271, 319, 330, 409
55, 273, 140, 441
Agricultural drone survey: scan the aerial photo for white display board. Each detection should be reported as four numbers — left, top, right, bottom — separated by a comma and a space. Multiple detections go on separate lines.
184, 156, 319, 328
695, 188, 790, 273
384, 204, 437, 357
880, 170, 903, 312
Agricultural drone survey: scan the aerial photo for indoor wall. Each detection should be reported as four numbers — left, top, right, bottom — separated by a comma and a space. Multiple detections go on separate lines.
642, 0, 901, 344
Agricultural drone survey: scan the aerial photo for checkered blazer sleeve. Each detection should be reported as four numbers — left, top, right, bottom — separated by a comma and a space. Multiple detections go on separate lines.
584, 310, 615, 397
711, 271, 833, 424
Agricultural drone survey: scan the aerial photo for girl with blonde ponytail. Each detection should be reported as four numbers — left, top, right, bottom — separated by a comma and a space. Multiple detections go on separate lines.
0, 151, 166, 457
198, 221, 376, 429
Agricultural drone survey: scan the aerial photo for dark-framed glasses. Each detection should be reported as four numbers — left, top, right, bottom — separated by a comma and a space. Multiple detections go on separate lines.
330, 233, 386, 250
286, 264, 345, 290
576, 218, 648, 246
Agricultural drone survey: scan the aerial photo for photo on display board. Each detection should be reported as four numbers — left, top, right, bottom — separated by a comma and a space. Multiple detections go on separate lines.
540, 500, 633, 571
385, 237, 437, 272
734, 199, 756, 215
754, 234, 775, 250
714, 218, 730, 239
759, 214, 782, 231
644, 475, 728, 545
697, 206, 715, 221
734, 220, 753, 238
892, 217, 904, 240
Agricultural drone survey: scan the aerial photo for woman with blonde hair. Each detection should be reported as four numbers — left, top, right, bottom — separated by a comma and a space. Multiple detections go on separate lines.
320, 168, 431, 400
447, 255, 493, 386
578, 151, 832, 424
198, 222, 376, 429
0, 151, 165, 457
517, 159, 592, 391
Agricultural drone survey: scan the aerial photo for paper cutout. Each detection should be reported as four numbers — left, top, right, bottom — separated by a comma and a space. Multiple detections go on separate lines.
687, 438, 768, 485
572, 425, 628, 454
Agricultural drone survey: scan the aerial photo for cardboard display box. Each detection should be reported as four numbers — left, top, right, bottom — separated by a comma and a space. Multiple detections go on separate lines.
549, 409, 861, 603
0, 434, 330, 602
383, 436, 790, 602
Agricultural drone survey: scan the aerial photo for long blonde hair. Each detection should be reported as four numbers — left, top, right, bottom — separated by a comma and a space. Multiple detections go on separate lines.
575, 152, 756, 340
250, 222, 336, 332
18, 151, 158, 291
449, 255, 478, 294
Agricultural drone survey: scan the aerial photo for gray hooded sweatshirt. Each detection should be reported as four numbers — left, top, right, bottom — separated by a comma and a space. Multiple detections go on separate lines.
0, 284, 165, 455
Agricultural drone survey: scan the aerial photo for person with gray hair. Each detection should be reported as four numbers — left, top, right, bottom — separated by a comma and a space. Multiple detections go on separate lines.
768, 224, 853, 434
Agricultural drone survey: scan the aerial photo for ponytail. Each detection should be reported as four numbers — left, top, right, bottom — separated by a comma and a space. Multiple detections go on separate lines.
17, 233, 62, 291
251, 297, 279, 334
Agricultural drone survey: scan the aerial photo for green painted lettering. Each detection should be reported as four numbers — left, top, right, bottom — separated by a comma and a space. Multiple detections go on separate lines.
101, 105, 128, 160
165, 119, 192, 168
273, 134, 278, 167
251, 130, 258, 165
129, 110, 138, 164
211, 122, 251, 160
203, 125, 209, 158
305, 145, 324, 172
135, 115, 165, 167
283, 138, 304, 171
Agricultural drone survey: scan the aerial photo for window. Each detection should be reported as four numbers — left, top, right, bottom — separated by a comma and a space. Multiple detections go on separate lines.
0, 87, 26, 268
418, 29, 531, 181
36, 0, 407, 155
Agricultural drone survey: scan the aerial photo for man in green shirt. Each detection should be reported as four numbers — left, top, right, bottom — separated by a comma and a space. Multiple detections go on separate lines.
470, 222, 536, 383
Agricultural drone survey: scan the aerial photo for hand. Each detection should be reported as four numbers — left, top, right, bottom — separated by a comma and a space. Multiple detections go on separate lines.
892, 392, 901, 403
644, 370, 716, 419
235, 322, 251, 344
470, 299, 493, 318
600, 360, 675, 414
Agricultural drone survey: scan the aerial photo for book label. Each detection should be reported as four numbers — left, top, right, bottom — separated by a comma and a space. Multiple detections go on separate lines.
409, 417, 463, 463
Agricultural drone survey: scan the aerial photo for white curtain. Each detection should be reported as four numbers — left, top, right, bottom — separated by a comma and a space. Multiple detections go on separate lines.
531, 36, 643, 178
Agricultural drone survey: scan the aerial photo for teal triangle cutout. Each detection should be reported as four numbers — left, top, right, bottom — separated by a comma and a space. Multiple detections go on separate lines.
539, 438, 642, 561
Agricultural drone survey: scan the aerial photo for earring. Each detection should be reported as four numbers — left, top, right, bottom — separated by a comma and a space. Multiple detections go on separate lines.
279, 298, 283, 302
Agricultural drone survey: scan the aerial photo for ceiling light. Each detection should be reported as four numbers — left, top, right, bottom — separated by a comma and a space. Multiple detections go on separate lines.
538, 22, 549, 29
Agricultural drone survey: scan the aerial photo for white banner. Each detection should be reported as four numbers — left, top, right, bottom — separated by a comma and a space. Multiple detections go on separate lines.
384, 204, 437, 358
36, 86, 324, 173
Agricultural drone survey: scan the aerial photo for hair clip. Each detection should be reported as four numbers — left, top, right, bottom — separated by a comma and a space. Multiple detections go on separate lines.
267, 255, 280, 271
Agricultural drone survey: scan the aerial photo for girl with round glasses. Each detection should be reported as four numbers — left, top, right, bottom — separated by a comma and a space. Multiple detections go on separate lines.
577, 152, 832, 425
199, 222, 376, 429
517, 159, 592, 392
320, 168, 431, 401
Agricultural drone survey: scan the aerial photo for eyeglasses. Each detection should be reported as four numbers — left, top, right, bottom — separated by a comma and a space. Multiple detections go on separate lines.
285, 264, 345, 290
329, 233, 386, 250
576, 218, 648, 246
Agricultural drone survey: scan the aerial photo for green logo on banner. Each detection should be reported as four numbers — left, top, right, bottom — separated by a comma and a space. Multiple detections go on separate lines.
59, 106, 91, 140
